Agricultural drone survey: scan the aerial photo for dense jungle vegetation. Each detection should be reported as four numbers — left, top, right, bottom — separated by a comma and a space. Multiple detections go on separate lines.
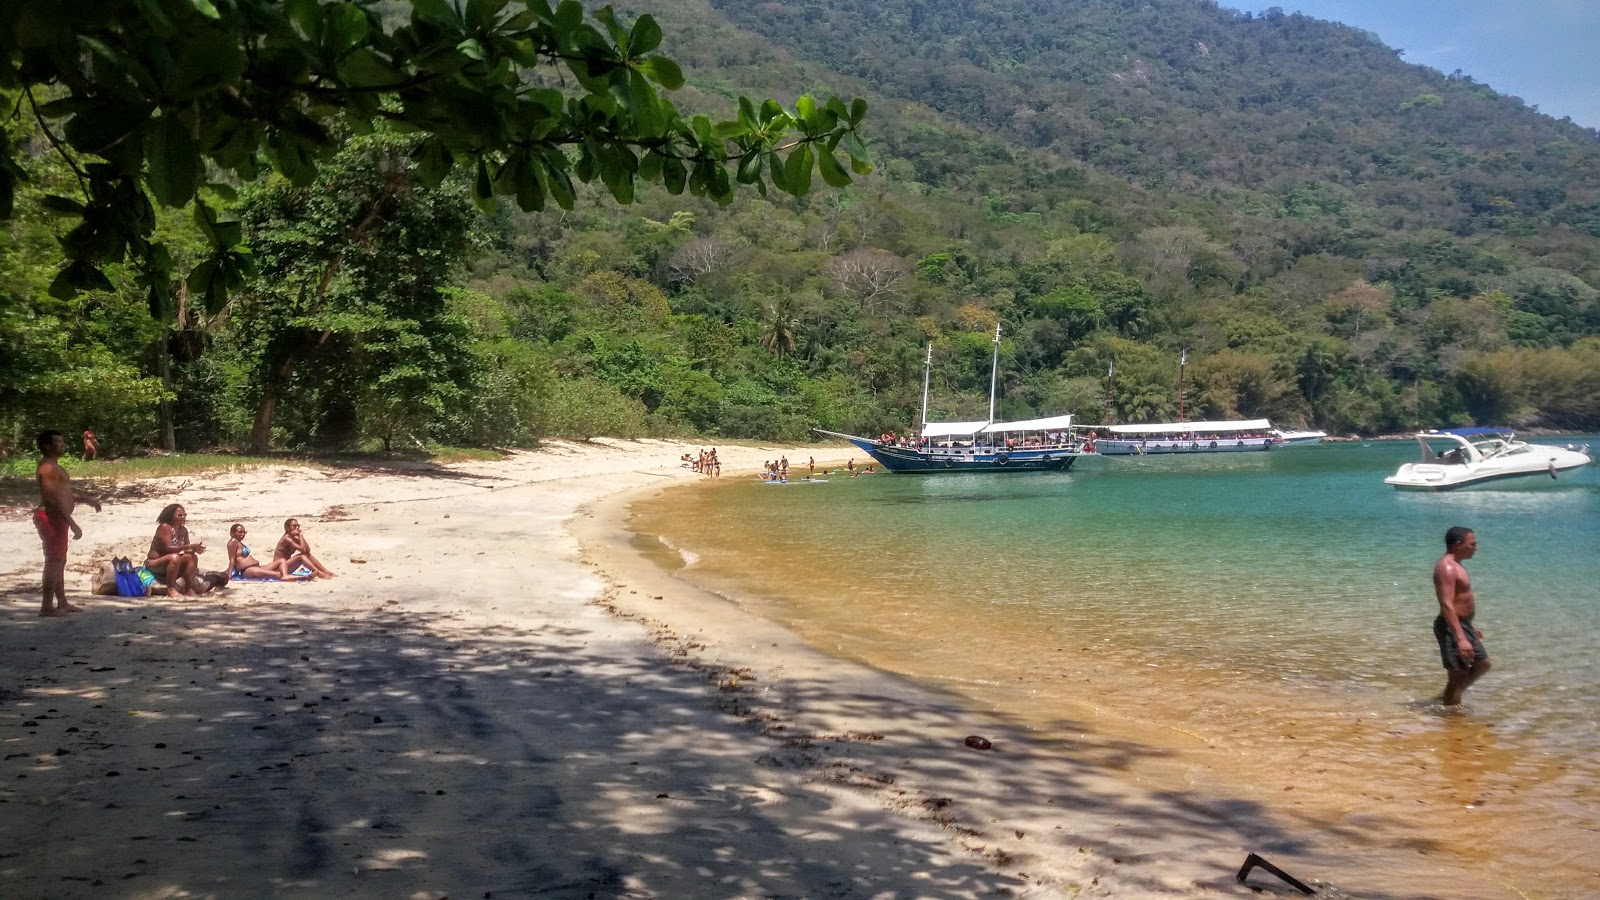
5, 0, 1600, 458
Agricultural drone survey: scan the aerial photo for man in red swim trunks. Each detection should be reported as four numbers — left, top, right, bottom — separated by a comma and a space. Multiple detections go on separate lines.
34, 430, 101, 617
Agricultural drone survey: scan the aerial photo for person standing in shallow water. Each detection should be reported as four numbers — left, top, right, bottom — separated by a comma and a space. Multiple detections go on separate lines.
1434, 526, 1491, 706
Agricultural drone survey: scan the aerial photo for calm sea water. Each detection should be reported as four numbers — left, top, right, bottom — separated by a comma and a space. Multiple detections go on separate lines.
630, 440, 1600, 895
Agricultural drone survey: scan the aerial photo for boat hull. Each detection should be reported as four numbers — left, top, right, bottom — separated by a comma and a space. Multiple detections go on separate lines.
1095, 437, 1273, 456
1386, 458, 1591, 491
820, 432, 1086, 474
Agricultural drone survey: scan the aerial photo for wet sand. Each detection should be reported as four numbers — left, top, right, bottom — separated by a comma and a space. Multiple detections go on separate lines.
0, 440, 1502, 897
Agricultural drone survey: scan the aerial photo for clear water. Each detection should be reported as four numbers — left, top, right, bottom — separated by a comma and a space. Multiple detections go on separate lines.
630, 440, 1600, 895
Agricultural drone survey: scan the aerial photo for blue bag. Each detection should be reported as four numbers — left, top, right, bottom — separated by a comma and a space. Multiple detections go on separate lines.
113, 557, 146, 598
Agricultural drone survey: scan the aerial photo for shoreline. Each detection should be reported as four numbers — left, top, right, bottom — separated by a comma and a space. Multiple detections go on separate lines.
582, 472, 1523, 899
0, 439, 1494, 897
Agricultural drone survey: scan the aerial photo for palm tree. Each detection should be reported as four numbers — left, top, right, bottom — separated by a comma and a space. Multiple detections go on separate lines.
759, 297, 801, 356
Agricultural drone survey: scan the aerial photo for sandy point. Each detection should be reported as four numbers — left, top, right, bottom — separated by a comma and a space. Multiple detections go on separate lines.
0, 439, 1505, 897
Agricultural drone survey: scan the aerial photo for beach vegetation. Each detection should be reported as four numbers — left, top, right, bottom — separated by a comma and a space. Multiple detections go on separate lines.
5, 0, 1600, 454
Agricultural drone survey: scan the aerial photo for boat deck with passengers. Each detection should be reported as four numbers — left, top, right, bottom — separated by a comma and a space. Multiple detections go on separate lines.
1090, 419, 1277, 455
815, 326, 1091, 473
818, 415, 1088, 473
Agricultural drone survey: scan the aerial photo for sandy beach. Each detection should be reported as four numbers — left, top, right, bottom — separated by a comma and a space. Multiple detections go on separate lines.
0, 440, 1497, 898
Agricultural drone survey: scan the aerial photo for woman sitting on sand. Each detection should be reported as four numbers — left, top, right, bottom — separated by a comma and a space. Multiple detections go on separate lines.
146, 503, 204, 597
227, 524, 308, 581
274, 518, 335, 579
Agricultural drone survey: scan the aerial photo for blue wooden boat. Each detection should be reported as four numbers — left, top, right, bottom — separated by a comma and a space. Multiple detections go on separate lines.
816, 421, 1088, 473
814, 327, 1091, 474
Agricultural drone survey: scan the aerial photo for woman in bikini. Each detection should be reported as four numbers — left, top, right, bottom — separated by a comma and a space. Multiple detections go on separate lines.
146, 503, 204, 597
227, 524, 308, 581
274, 518, 336, 579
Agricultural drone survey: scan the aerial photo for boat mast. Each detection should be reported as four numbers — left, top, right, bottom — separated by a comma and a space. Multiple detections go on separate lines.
1104, 359, 1115, 425
919, 343, 932, 434
1177, 347, 1187, 422
987, 322, 1001, 425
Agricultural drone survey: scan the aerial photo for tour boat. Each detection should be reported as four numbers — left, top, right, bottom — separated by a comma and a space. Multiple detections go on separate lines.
815, 329, 1090, 474
1384, 429, 1592, 491
1089, 419, 1277, 455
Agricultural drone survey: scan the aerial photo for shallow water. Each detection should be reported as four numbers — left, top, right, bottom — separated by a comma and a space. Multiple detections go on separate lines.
630, 441, 1600, 895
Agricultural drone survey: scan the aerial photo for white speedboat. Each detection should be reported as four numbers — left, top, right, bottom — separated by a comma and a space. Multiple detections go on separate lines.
1384, 429, 1592, 491
1274, 429, 1328, 445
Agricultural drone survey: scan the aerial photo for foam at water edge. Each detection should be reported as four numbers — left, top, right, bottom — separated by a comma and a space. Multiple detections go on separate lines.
657, 534, 700, 567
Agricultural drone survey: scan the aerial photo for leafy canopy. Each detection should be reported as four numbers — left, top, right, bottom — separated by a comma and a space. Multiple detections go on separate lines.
0, 0, 870, 316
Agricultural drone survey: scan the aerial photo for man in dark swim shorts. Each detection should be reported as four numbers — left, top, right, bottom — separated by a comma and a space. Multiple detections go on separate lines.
1433, 526, 1490, 706
1433, 612, 1487, 672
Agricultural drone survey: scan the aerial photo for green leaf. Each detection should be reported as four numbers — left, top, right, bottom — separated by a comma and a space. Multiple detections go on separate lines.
188, 0, 221, 19
50, 260, 114, 300
473, 156, 495, 213
63, 101, 151, 154
414, 138, 454, 189
592, 6, 628, 49
146, 113, 202, 207
40, 195, 87, 215
630, 16, 663, 55
628, 71, 665, 137
817, 147, 851, 188
662, 156, 687, 194
514, 161, 546, 212
457, 38, 487, 61
850, 98, 868, 126
410, 0, 456, 24
464, 0, 509, 30
338, 49, 401, 88
767, 150, 790, 194
636, 56, 683, 90
784, 144, 813, 196
842, 132, 874, 172
735, 151, 762, 185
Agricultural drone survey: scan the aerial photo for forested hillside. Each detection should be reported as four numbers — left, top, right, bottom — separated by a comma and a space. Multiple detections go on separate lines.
6, 0, 1600, 457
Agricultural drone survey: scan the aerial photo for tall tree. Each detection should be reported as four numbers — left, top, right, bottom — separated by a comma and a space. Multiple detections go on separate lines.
0, 0, 871, 317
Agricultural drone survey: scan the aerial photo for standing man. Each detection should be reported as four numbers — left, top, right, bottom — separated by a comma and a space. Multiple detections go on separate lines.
1434, 526, 1490, 706
34, 430, 101, 616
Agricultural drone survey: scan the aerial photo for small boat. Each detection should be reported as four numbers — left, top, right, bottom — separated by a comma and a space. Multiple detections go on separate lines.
1384, 428, 1592, 491
1091, 419, 1277, 455
814, 328, 1090, 474
1274, 429, 1329, 445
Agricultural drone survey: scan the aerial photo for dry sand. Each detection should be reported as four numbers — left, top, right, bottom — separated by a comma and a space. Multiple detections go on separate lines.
0, 440, 1493, 898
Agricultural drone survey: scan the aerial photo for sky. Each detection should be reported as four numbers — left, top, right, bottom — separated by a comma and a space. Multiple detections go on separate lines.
1233, 1, 1600, 130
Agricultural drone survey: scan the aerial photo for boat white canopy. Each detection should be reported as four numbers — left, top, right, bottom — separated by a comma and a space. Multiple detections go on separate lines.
1106, 419, 1271, 435
981, 414, 1074, 434
920, 420, 992, 438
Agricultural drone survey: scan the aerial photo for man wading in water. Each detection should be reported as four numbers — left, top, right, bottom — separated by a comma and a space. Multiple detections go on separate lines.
1434, 526, 1490, 706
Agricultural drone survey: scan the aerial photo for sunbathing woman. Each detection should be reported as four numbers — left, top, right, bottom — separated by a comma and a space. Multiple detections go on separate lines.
146, 503, 204, 597
274, 518, 336, 579
227, 524, 308, 581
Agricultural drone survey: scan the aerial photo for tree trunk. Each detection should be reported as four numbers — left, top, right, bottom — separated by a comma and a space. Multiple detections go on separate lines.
250, 385, 277, 455
157, 338, 177, 453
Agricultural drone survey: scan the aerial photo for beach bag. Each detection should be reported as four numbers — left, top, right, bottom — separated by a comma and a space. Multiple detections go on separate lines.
112, 557, 146, 598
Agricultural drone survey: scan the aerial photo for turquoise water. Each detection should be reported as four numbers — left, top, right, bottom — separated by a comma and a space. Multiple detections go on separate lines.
632, 439, 1600, 893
